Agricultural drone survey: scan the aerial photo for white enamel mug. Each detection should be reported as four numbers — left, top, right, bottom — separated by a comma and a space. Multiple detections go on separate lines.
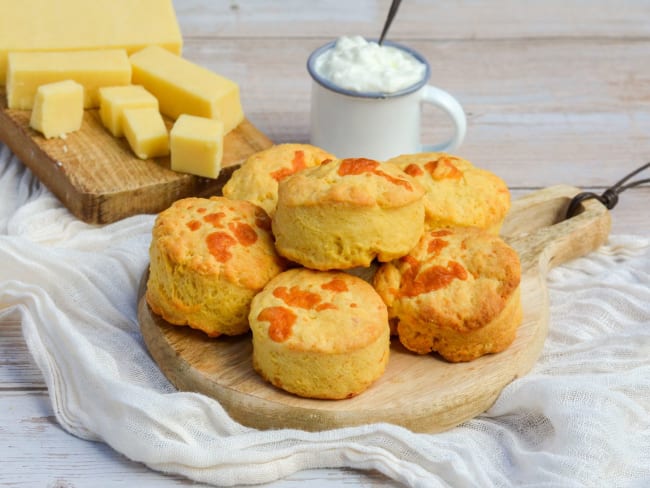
307, 40, 467, 161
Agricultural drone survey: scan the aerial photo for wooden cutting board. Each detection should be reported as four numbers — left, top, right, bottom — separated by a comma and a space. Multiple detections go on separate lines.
137, 184, 611, 433
0, 87, 273, 224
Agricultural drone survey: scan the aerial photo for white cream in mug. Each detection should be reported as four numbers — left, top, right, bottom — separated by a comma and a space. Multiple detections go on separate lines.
313, 35, 427, 94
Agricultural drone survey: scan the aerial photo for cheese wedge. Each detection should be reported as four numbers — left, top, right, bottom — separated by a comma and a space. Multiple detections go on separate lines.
7, 49, 131, 109
99, 85, 159, 137
170, 114, 224, 179
122, 107, 169, 160
0, 0, 182, 84
130, 46, 244, 133
29, 80, 84, 139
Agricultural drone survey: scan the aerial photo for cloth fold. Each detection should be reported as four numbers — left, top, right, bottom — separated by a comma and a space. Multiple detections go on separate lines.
1, 143, 648, 487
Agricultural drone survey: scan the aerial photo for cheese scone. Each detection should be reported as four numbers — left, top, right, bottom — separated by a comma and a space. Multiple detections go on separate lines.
386, 152, 510, 234
249, 268, 390, 399
222, 143, 335, 216
272, 157, 425, 270
146, 196, 286, 337
373, 226, 522, 362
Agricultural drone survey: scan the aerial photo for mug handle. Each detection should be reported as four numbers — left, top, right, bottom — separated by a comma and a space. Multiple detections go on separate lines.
420, 85, 467, 152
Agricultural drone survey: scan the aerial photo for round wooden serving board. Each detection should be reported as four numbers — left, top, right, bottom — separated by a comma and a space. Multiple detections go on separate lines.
138, 185, 611, 433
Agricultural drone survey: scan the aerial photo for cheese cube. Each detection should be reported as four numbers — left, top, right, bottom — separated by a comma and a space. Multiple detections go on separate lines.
99, 85, 159, 137
170, 114, 224, 179
29, 80, 84, 139
0, 0, 182, 84
130, 46, 244, 133
122, 107, 169, 160
7, 49, 131, 109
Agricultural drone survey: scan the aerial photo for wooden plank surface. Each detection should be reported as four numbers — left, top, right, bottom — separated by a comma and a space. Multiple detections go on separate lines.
0, 390, 395, 487
172, 0, 650, 39
2, 1, 650, 486
188, 37, 650, 189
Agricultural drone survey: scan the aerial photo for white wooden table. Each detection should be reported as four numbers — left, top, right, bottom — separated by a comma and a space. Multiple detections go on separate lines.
2, 1, 649, 486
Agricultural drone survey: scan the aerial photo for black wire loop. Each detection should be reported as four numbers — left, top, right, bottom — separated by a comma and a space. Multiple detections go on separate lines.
566, 162, 650, 219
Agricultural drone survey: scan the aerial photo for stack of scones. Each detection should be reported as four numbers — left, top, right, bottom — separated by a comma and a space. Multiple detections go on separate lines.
146, 144, 521, 399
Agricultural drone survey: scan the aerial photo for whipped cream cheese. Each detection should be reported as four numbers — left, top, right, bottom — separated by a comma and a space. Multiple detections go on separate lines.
313, 35, 426, 94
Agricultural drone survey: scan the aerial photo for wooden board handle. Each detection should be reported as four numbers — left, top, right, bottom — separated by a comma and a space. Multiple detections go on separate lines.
502, 184, 612, 276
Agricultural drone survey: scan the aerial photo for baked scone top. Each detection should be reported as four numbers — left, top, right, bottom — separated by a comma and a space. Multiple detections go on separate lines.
386, 152, 510, 231
277, 157, 424, 208
151, 196, 284, 290
373, 227, 521, 333
222, 143, 335, 215
250, 269, 388, 354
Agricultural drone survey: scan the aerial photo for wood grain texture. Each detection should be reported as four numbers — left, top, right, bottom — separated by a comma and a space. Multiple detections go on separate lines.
0, 87, 273, 224
173, 0, 650, 40
0, 391, 394, 487
0, 315, 44, 389
510, 187, 649, 237
137, 186, 611, 433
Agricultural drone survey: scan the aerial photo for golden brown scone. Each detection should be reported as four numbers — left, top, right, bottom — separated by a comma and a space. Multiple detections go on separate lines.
222, 143, 335, 216
272, 157, 425, 270
386, 152, 510, 234
146, 196, 286, 337
249, 268, 390, 399
373, 226, 522, 362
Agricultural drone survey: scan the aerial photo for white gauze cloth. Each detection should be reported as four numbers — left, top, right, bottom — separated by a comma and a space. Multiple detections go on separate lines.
1, 143, 649, 487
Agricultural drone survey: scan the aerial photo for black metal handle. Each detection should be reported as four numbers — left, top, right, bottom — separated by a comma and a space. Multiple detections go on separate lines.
378, 0, 403, 45
566, 161, 650, 218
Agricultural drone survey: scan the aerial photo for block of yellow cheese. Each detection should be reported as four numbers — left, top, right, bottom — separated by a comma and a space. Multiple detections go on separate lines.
122, 107, 169, 160
7, 49, 131, 109
0, 0, 182, 84
130, 46, 244, 134
29, 80, 84, 139
170, 114, 225, 179
99, 85, 159, 137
